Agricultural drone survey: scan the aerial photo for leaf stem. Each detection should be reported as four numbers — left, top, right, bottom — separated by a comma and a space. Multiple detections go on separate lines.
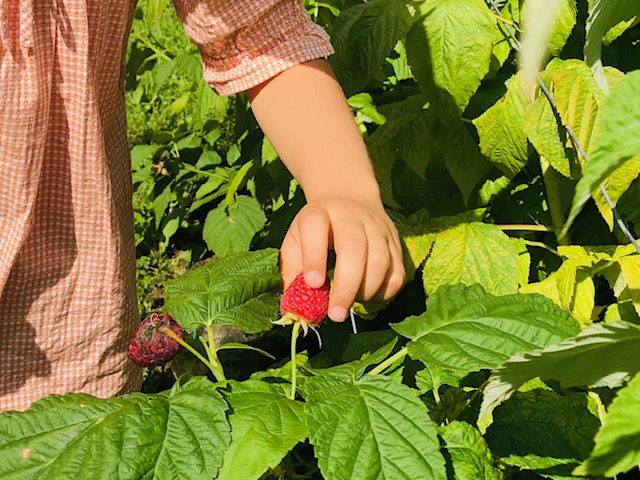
205, 325, 227, 382
289, 322, 302, 401
368, 346, 409, 375
179, 163, 227, 180
160, 326, 216, 373
522, 239, 560, 256
492, 12, 515, 26
496, 224, 556, 233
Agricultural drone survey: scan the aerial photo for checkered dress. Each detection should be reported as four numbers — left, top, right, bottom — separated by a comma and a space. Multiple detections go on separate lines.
0, 0, 333, 412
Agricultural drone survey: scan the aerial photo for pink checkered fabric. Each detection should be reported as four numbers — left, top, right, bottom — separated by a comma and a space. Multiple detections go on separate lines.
0, 0, 333, 412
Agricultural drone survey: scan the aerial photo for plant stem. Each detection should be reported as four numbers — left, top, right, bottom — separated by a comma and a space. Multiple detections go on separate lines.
540, 157, 571, 245
522, 239, 560, 256
180, 163, 227, 180
432, 385, 442, 409
205, 325, 227, 382
491, 12, 515, 26
368, 347, 409, 375
289, 322, 302, 401
496, 224, 556, 233
160, 326, 216, 373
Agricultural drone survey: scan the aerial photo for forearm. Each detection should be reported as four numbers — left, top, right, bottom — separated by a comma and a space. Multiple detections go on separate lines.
246, 59, 381, 203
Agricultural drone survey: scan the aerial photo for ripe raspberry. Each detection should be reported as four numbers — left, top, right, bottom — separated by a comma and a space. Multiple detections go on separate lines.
127, 313, 184, 367
278, 273, 330, 332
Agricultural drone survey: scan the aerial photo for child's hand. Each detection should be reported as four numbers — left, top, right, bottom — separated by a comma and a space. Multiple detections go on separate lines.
280, 195, 405, 322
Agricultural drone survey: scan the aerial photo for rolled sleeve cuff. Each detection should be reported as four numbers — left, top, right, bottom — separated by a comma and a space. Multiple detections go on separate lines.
206, 27, 334, 96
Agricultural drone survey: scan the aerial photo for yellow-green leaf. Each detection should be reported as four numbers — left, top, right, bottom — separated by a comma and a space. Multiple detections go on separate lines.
423, 222, 519, 296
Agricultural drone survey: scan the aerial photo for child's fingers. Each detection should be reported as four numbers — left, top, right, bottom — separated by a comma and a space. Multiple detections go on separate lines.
357, 234, 391, 300
371, 237, 406, 302
279, 229, 304, 290
329, 222, 368, 322
297, 206, 331, 288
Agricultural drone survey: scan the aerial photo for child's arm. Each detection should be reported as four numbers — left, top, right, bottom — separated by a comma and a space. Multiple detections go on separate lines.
246, 59, 405, 322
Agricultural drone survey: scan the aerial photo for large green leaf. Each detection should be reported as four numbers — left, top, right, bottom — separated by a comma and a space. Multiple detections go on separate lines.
406, 0, 502, 115
164, 248, 281, 332
480, 321, 640, 419
439, 421, 504, 480
394, 209, 487, 281
575, 372, 640, 477
0, 377, 230, 480
203, 195, 266, 257
392, 284, 579, 382
585, 0, 640, 92
485, 390, 601, 480
330, 0, 412, 96
306, 375, 447, 480
566, 71, 640, 231
217, 381, 308, 480
473, 72, 529, 177
422, 222, 520, 296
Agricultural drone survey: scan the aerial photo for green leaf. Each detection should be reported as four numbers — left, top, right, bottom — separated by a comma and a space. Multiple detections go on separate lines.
306, 375, 447, 480
393, 284, 579, 383
217, 381, 308, 480
164, 248, 281, 332
575, 372, 640, 477
203, 195, 266, 257
524, 84, 571, 177
485, 390, 601, 480
0, 377, 230, 480
415, 365, 461, 393
439, 121, 493, 203
330, 0, 412, 96
439, 421, 504, 480
547, 59, 604, 156
585, 0, 640, 92
473, 72, 529, 177
512, 237, 531, 288
481, 321, 640, 419
422, 222, 520, 296
548, 0, 577, 56
407, 0, 502, 115
223, 161, 254, 208
520, 256, 597, 328
310, 338, 398, 379
566, 70, 640, 232
593, 156, 640, 229
603, 16, 640, 45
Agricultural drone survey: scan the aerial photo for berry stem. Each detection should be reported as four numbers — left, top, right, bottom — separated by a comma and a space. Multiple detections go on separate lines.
368, 346, 408, 375
289, 321, 302, 401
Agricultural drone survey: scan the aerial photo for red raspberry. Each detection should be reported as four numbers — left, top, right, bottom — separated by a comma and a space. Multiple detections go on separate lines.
279, 273, 330, 329
127, 313, 184, 367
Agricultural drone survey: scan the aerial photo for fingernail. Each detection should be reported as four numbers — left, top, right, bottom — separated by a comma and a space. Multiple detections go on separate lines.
305, 270, 324, 288
329, 306, 348, 322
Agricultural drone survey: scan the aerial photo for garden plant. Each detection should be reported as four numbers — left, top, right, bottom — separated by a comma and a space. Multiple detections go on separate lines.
1, 0, 640, 479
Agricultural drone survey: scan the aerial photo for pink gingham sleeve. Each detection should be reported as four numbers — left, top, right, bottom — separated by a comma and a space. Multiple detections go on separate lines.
173, 0, 334, 95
